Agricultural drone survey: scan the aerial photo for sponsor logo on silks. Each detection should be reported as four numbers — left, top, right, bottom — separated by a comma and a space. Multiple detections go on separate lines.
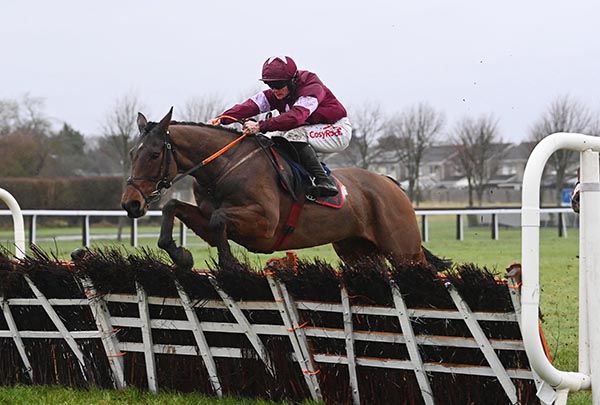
308, 126, 343, 139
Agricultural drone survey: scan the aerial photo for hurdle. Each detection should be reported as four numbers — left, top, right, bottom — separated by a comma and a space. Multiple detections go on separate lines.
0, 179, 558, 403
0, 249, 541, 403
521, 132, 600, 404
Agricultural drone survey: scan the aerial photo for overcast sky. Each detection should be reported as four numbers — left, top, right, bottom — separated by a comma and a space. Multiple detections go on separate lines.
2, 1, 599, 142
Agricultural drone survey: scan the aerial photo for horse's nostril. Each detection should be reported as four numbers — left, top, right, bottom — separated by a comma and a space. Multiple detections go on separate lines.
122, 200, 141, 214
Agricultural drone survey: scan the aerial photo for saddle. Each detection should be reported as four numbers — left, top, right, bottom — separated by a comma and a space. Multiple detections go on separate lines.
255, 135, 346, 208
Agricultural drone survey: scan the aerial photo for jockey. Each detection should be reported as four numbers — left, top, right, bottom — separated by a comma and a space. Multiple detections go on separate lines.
212, 56, 352, 197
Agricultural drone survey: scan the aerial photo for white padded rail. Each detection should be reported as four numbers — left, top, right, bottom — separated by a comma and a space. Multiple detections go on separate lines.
521, 133, 600, 402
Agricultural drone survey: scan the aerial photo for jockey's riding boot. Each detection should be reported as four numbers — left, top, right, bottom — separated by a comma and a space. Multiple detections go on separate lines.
294, 142, 338, 198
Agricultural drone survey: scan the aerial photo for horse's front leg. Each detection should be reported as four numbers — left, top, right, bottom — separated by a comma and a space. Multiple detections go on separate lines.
158, 199, 214, 270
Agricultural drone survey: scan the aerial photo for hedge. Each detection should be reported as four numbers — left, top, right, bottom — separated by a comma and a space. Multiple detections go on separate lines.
0, 177, 124, 210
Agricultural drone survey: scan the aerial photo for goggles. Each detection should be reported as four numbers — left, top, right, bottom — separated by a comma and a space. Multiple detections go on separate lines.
265, 80, 289, 90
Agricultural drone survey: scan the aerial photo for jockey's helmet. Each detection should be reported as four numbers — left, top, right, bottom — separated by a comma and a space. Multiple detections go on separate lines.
261, 56, 297, 82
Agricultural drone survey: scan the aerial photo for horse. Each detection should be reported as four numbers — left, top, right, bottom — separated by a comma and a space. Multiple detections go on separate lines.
121, 108, 434, 270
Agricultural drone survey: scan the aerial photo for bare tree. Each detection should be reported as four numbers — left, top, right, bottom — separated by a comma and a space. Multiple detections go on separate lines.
179, 93, 227, 122
0, 99, 20, 135
452, 114, 505, 206
100, 92, 143, 176
332, 103, 387, 169
0, 129, 51, 176
0, 94, 51, 136
0, 95, 53, 175
530, 95, 593, 204
19, 94, 52, 134
98, 93, 144, 241
380, 103, 444, 203
586, 114, 600, 137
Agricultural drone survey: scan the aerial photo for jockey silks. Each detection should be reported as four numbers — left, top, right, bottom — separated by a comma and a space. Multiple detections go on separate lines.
220, 70, 347, 133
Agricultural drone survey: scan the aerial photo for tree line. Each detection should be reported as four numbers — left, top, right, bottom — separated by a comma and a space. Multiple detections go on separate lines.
0, 93, 597, 206
335, 96, 599, 205
0, 93, 228, 178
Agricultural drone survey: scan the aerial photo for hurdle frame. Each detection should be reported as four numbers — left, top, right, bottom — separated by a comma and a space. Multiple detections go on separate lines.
0, 266, 539, 404
0, 178, 549, 403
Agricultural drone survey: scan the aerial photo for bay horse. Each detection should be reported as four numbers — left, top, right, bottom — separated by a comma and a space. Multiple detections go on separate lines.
121, 108, 432, 270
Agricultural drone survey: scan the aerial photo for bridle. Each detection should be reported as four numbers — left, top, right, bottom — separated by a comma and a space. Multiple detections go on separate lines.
126, 119, 252, 208
126, 129, 178, 207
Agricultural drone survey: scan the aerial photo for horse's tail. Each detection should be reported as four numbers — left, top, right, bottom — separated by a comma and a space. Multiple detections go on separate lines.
422, 246, 452, 272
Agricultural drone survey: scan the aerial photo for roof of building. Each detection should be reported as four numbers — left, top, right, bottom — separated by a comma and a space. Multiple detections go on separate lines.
422, 144, 458, 164
502, 142, 536, 161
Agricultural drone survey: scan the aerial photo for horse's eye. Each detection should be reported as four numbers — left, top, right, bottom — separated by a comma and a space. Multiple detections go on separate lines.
150, 152, 161, 160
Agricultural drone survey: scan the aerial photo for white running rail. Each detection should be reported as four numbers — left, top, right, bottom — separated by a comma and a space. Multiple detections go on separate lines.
0, 188, 25, 259
521, 133, 600, 404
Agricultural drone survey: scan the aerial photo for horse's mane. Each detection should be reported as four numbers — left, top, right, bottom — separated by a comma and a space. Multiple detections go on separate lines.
139, 120, 242, 142
169, 120, 242, 135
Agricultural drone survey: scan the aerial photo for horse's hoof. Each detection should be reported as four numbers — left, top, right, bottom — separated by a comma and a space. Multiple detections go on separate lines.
173, 247, 194, 270
71, 247, 88, 262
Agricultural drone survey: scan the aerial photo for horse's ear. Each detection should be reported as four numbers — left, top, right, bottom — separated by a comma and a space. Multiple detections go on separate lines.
158, 107, 173, 132
137, 112, 148, 133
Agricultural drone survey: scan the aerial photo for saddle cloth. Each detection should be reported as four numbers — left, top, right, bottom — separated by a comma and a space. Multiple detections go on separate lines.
259, 135, 347, 209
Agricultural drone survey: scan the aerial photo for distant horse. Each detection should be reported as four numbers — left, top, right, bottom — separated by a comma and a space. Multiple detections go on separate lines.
121, 108, 434, 270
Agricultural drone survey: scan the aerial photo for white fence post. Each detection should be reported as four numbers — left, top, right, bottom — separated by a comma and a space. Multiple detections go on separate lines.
390, 280, 434, 405
580, 149, 600, 405
1, 295, 33, 382
0, 188, 25, 258
80, 276, 126, 389
456, 214, 464, 241
266, 275, 322, 401
24, 274, 90, 382
82, 215, 90, 247
29, 214, 36, 246
491, 213, 499, 240
521, 133, 600, 402
175, 280, 222, 397
136, 282, 158, 393
340, 286, 360, 405
421, 215, 429, 242
208, 276, 275, 376
130, 218, 138, 247
447, 282, 517, 403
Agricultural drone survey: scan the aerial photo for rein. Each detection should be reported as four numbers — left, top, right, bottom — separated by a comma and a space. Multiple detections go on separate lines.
169, 115, 249, 186
170, 131, 250, 186
127, 116, 251, 206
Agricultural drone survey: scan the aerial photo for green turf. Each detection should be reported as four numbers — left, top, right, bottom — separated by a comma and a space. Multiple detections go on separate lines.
0, 216, 591, 404
0, 385, 298, 405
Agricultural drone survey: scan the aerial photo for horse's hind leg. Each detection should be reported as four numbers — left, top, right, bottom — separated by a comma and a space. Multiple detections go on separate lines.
208, 204, 279, 269
208, 209, 238, 268
332, 237, 385, 266
373, 224, 426, 266
158, 199, 214, 270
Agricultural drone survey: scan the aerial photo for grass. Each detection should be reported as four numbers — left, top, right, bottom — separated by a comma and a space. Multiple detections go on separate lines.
0, 223, 341, 269
0, 216, 591, 404
0, 385, 290, 405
